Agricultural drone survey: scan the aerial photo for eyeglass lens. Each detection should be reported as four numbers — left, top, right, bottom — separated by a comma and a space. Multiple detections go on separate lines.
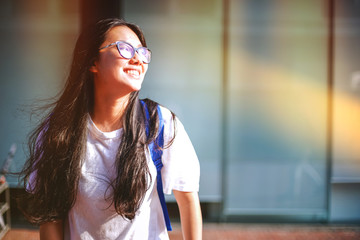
117, 42, 151, 63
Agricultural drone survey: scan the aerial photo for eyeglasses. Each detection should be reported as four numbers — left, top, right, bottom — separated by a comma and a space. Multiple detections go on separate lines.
99, 41, 151, 64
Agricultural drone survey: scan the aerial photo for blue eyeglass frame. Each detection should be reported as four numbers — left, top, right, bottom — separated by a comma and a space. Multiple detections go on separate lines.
99, 41, 151, 64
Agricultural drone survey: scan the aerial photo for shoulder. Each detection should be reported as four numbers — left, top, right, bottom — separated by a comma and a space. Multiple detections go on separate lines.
158, 105, 174, 122
158, 105, 183, 131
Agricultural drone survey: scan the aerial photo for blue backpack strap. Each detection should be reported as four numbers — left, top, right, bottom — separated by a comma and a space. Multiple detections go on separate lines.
140, 100, 172, 231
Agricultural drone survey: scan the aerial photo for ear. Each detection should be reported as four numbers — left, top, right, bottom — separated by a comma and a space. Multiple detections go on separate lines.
89, 60, 98, 73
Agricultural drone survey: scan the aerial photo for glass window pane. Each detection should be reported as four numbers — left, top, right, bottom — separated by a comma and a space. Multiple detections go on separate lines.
225, 0, 328, 218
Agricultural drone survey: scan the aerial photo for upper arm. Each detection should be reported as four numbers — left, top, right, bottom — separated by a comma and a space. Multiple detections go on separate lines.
39, 220, 64, 240
173, 191, 200, 207
173, 190, 202, 240
173, 190, 202, 221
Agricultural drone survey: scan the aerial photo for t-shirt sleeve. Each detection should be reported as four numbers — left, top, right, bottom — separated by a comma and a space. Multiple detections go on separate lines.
159, 106, 200, 195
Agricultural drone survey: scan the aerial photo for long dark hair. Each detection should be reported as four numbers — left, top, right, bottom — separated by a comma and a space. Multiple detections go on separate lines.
18, 18, 175, 224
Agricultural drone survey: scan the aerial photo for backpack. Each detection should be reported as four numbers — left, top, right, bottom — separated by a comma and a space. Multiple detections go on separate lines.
141, 100, 172, 231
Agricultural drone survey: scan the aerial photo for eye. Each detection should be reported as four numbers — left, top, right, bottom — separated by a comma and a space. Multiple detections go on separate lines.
137, 47, 151, 63
137, 47, 147, 55
118, 42, 134, 59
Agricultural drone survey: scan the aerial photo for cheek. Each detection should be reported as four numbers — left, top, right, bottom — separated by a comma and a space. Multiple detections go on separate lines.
99, 52, 124, 71
143, 65, 149, 75
101, 61, 126, 79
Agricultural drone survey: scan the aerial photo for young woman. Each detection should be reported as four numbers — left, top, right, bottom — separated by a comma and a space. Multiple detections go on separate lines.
19, 18, 202, 240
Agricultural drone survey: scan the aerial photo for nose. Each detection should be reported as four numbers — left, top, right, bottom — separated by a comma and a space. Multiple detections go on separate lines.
129, 51, 142, 64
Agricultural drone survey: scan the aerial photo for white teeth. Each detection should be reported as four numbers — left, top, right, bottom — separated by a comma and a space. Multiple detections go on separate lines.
125, 69, 140, 77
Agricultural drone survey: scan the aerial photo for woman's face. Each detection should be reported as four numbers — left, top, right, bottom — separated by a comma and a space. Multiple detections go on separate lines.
91, 26, 148, 96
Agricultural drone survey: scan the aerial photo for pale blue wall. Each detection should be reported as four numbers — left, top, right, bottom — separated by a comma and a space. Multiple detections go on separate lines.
0, 0, 79, 186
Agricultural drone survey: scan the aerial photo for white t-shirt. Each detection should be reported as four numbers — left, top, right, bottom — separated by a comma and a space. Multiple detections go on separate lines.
64, 106, 200, 240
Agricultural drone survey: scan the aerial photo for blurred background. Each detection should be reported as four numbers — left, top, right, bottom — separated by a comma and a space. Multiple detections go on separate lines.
0, 0, 359, 228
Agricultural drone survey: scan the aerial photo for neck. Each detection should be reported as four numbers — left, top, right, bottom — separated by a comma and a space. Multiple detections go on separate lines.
91, 91, 132, 132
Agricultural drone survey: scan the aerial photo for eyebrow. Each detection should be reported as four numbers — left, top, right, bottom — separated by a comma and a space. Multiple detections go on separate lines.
100, 41, 145, 51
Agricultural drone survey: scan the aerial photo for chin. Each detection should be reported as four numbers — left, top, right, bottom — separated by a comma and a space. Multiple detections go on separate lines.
128, 82, 143, 92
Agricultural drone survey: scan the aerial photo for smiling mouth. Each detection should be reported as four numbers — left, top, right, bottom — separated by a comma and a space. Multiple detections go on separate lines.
124, 69, 140, 78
